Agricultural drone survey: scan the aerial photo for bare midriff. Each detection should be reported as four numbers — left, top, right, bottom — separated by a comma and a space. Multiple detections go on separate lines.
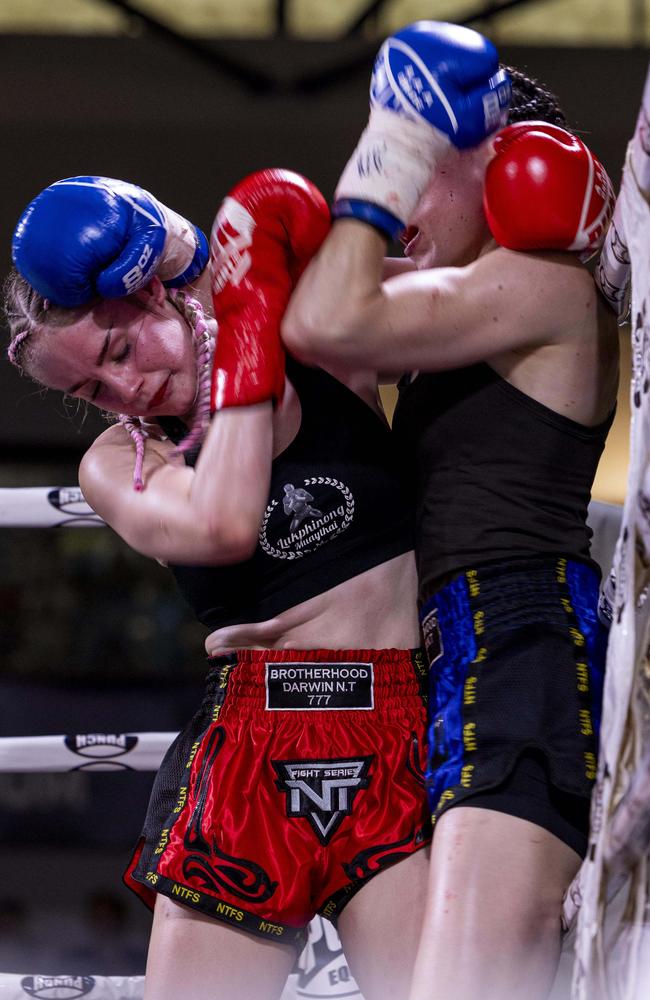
204, 551, 420, 655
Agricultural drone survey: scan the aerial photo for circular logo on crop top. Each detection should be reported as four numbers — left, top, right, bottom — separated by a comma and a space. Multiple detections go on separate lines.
259, 478, 354, 560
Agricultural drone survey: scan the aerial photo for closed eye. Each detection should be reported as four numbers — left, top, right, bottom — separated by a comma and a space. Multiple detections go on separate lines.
87, 341, 130, 401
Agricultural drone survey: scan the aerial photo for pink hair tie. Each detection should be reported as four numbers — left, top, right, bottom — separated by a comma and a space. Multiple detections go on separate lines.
120, 416, 148, 491
119, 291, 214, 488
7, 329, 30, 369
168, 289, 214, 459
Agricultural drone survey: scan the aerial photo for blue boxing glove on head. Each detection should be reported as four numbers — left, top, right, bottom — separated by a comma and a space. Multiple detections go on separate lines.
333, 20, 511, 240
12, 176, 209, 307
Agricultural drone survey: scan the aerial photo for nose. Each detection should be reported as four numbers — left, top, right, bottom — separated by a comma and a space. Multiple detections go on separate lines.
102, 367, 143, 407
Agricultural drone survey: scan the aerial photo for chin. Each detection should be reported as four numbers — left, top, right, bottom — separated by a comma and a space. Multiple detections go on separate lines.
411, 249, 437, 270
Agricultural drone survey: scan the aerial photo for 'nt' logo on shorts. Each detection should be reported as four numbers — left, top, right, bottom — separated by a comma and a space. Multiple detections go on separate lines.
273, 758, 373, 845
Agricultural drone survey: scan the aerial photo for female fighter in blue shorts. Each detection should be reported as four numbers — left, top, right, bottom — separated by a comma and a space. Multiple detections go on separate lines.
282, 20, 618, 1000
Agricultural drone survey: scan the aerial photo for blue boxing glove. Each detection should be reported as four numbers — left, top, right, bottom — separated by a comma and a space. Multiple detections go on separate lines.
333, 21, 511, 239
12, 176, 209, 307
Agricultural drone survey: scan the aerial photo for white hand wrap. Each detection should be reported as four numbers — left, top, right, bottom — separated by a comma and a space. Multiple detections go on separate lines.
334, 105, 450, 227
156, 201, 202, 282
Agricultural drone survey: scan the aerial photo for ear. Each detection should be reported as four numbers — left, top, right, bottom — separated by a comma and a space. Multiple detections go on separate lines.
485, 133, 499, 165
133, 275, 166, 307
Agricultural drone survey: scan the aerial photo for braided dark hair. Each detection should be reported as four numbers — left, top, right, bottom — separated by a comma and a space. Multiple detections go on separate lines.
503, 65, 567, 128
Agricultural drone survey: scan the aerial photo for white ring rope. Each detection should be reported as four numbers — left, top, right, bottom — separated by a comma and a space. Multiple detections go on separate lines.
0, 973, 144, 1000
0, 488, 104, 528
0, 733, 175, 773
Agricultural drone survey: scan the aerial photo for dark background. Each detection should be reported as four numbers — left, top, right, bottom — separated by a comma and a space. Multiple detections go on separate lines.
0, 35, 646, 453
0, 25, 645, 978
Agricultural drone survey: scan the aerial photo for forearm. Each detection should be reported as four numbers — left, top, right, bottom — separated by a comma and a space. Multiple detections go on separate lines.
188, 403, 273, 557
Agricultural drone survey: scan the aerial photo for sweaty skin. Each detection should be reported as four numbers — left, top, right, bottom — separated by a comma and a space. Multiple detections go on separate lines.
25, 260, 427, 1000
281, 140, 619, 1000
283, 144, 619, 430
33, 272, 419, 654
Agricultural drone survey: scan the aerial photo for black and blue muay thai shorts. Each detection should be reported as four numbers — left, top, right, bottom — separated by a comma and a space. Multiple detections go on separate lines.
419, 556, 608, 857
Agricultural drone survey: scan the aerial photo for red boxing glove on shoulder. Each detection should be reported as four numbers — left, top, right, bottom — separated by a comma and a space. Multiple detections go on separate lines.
210, 169, 330, 411
483, 122, 615, 259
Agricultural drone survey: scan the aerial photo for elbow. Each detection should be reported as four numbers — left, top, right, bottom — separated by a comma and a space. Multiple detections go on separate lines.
281, 308, 357, 368
198, 510, 260, 565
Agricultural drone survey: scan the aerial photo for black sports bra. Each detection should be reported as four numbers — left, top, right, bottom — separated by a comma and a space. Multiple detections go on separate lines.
159, 358, 414, 627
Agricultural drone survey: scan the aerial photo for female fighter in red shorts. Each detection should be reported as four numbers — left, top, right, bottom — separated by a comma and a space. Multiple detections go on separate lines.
5, 167, 434, 1000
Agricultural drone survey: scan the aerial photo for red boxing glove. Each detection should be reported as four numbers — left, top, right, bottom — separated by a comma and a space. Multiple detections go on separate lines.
483, 122, 615, 259
209, 169, 330, 411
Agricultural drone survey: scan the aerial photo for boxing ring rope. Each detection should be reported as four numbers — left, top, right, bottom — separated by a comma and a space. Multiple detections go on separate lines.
0, 974, 144, 1000
0, 732, 175, 773
0, 487, 104, 528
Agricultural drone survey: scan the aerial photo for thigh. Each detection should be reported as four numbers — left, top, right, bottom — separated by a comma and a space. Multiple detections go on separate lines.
409, 806, 581, 1000
426, 805, 581, 924
337, 846, 430, 1000
144, 895, 296, 1000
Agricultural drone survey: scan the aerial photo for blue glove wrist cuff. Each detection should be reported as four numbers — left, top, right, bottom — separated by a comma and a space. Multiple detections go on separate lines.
331, 199, 402, 241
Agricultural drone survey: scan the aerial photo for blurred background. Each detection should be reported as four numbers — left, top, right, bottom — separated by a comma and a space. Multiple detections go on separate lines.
0, 0, 647, 978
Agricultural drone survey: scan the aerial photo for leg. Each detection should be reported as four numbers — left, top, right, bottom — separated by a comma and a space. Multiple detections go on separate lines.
409, 806, 581, 1000
143, 895, 296, 1000
337, 847, 431, 1000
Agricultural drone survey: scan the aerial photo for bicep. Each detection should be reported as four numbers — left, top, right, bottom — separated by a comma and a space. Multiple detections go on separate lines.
79, 408, 274, 565
326, 251, 576, 373
79, 434, 198, 561
284, 221, 575, 374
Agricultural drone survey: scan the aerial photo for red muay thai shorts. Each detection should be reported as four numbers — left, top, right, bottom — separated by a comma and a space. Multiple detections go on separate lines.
125, 647, 431, 948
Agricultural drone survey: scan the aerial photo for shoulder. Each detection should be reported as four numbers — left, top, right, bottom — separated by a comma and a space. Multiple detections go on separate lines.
79, 424, 129, 482
469, 245, 596, 292
466, 247, 603, 336
79, 422, 176, 499
82, 422, 174, 461
410, 245, 596, 316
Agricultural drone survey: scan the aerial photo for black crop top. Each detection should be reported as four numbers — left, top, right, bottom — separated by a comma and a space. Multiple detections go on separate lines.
159, 358, 413, 628
392, 362, 614, 598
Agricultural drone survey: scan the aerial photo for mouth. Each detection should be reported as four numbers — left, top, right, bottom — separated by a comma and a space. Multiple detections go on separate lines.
400, 226, 420, 257
149, 375, 171, 410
